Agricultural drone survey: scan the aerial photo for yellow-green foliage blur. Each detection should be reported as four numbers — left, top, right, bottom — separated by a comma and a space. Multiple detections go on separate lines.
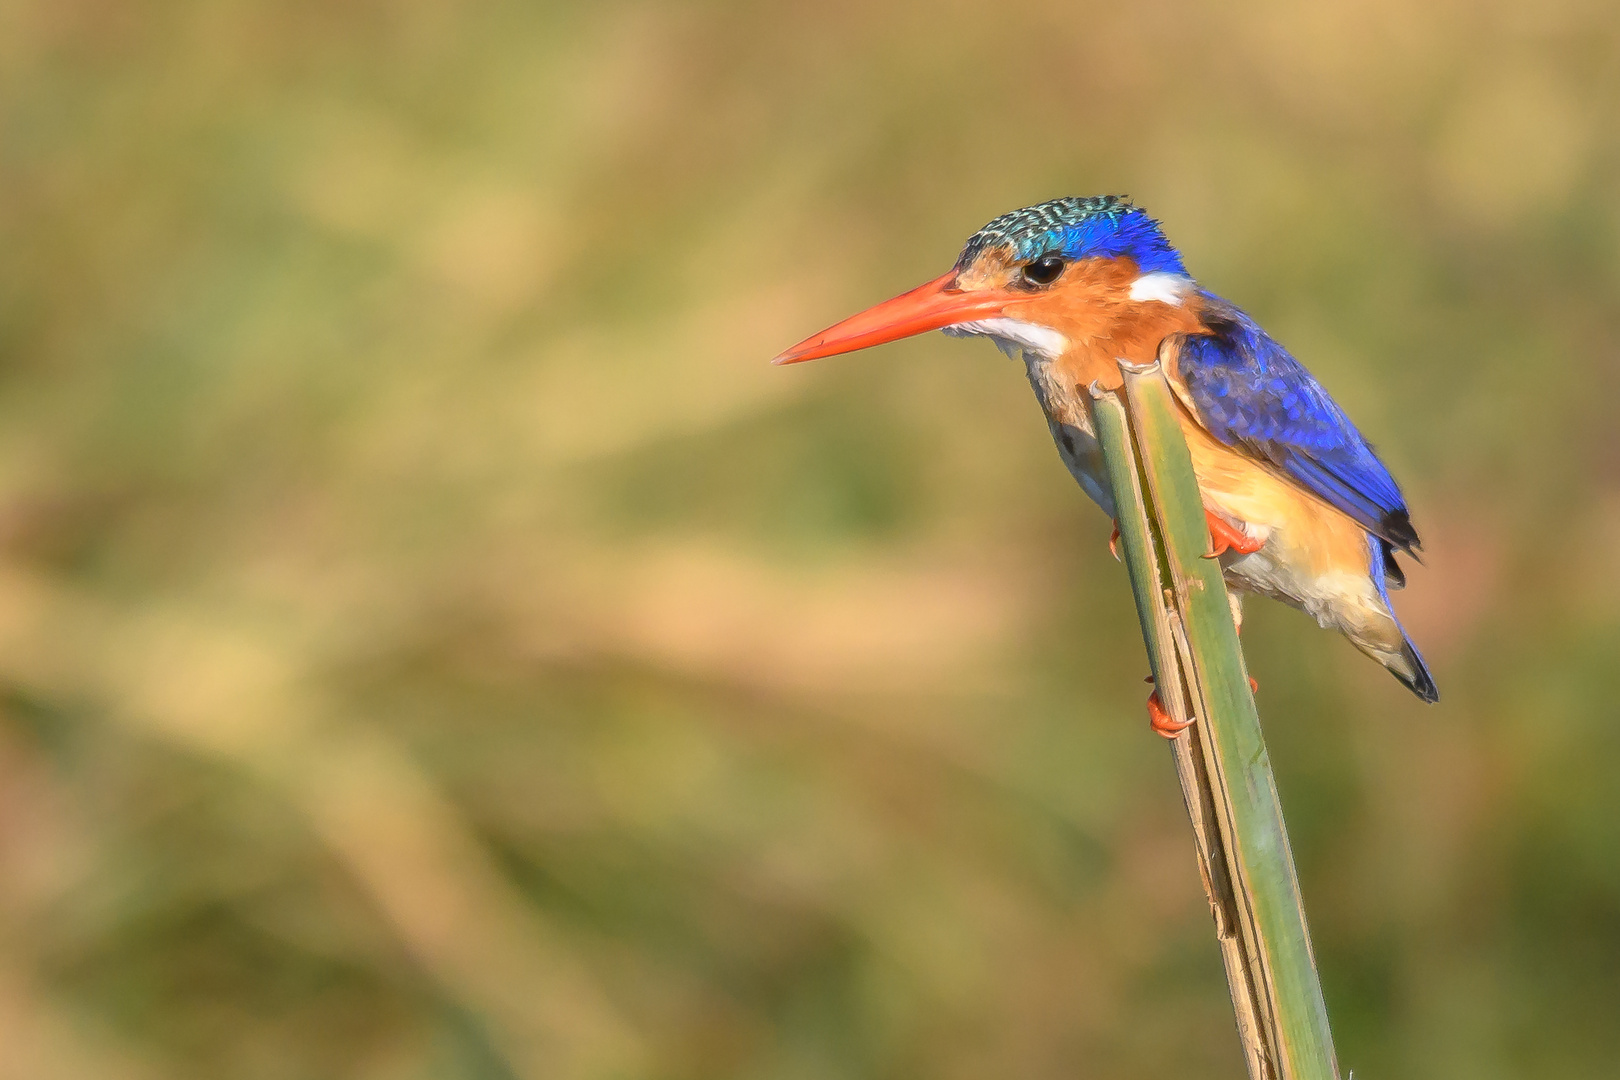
1, 2, 1617, 1078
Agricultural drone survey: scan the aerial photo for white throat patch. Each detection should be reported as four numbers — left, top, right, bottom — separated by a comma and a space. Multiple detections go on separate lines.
942, 317, 1068, 360
1128, 272, 1193, 306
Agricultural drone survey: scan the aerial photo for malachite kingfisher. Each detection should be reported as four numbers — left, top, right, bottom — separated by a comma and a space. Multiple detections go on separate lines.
773, 195, 1437, 734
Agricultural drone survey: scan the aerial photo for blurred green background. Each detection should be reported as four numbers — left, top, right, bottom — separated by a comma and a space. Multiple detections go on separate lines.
1, 2, 1618, 1078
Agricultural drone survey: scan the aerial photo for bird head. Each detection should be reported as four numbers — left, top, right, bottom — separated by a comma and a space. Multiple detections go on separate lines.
773, 195, 1189, 365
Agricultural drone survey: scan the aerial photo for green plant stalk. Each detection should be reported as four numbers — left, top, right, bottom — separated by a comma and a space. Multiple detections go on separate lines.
1088, 358, 1339, 1080
1090, 382, 1275, 1079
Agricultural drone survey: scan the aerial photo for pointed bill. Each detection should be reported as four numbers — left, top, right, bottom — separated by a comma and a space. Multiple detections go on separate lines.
772, 270, 1013, 365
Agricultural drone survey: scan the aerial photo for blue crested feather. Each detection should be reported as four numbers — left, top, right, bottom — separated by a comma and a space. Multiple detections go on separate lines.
959, 197, 1186, 276
1177, 293, 1420, 552
1050, 208, 1186, 275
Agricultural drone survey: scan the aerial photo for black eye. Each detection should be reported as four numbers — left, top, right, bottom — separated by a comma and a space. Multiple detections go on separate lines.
1021, 255, 1066, 286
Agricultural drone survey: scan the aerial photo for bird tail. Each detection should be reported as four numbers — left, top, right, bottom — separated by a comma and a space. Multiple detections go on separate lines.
1368, 539, 1439, 703
1388, 634, 1440, 703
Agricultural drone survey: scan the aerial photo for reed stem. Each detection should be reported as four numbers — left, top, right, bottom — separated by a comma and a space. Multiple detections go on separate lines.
1089, 354, 1339, 1080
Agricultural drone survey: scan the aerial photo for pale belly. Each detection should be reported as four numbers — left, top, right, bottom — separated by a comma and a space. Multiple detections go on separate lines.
1021, 349, 1116, 517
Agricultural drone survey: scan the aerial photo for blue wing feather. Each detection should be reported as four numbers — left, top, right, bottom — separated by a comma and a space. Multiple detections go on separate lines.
1178, 293, 1421, 553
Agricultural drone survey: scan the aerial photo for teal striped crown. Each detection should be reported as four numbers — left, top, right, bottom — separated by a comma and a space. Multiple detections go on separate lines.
957, 195, 1187, 276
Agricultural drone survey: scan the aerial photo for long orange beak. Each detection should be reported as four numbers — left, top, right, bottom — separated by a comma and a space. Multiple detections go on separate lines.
772, 270, 1012, 365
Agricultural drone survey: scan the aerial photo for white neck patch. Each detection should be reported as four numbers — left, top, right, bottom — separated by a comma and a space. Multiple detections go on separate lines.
1128, 272, 1194, 306
942, 317, 1068, 360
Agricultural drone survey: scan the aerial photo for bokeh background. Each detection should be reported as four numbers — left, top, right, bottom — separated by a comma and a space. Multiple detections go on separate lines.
2, 2, 1618, 1078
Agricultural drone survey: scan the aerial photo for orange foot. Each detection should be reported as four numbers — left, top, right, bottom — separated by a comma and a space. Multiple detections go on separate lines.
1109, 521, 1122, 561
1147, 689, 1194, 739
1145, 676, 1258, 739
1204, 512, 1264, 559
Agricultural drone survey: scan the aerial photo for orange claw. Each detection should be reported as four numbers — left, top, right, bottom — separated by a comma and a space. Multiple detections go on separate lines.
1147, 690, 1195, 739
1204, 512, 1264, 559
1109, 521, 1122, 561
1144, 676, 1255, 738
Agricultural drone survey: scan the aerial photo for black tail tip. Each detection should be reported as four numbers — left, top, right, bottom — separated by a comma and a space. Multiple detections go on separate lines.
1397, 640, 1440, 703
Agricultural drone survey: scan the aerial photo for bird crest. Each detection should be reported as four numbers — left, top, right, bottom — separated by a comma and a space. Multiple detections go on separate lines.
957, 195, 1186, 277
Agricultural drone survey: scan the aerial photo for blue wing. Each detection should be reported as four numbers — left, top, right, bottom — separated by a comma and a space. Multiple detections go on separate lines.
1174, 293, 1420, 556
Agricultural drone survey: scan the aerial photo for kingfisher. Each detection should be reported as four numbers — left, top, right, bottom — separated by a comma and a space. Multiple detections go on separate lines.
773, 195, 1437, 734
